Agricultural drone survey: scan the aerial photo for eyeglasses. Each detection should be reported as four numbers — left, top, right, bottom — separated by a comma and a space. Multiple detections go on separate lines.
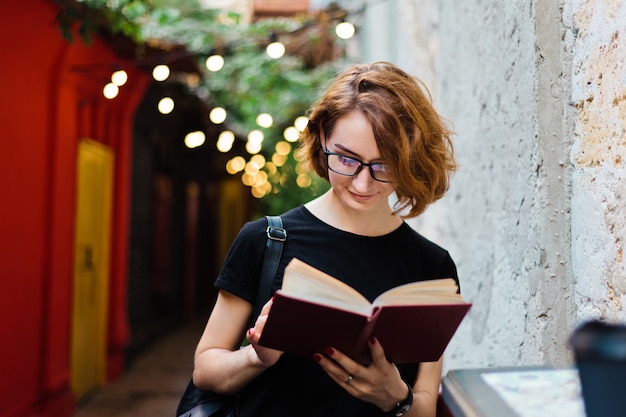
324, 149, 392, 182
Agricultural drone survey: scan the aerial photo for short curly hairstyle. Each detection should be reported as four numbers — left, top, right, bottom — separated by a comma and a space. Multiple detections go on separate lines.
296, 62, 457, 218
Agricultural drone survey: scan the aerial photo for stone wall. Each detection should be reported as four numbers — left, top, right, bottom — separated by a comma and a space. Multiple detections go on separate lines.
356, 0, 626, 369
432, 0, 570, 368
432, 0, 625, 369
570, 1, 626, 323
321, 0, 626, 369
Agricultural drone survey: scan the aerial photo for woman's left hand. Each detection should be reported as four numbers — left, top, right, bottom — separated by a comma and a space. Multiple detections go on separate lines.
246, 298, 284, 366
314, 337, 409, 412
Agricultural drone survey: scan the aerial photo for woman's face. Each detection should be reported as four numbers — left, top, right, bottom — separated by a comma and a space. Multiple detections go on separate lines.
324, 111, 396, 214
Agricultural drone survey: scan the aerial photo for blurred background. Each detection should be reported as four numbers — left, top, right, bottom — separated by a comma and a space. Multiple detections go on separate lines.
2, 1, 625, 417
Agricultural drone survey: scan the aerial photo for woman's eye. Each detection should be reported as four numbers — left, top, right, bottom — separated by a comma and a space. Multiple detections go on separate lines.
338, 155, 359, 166
372, 164, 388, 173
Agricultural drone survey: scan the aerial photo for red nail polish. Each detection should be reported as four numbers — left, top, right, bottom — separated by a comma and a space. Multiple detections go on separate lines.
325, 347, 334, 356
313, 354, 322, 362
369, 337, 376, 345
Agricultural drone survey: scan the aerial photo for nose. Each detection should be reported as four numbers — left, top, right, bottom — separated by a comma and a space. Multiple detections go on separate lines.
351, 165, 374, 190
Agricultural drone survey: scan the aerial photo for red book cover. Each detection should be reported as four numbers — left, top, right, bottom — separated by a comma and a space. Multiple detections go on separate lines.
259, 289, 471, 364
258, 258, 471, 364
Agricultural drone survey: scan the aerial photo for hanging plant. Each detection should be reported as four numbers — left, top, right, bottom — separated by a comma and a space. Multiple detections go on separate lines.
55, 0, 352, 213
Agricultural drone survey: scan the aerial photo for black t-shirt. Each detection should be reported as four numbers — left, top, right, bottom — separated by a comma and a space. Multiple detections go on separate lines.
215, 205, 459, 417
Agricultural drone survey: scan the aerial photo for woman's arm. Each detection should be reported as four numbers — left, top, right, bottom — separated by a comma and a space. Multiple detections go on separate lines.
192, 290, 283, 394
314, 338, 442, 417
409, 359, 444, 417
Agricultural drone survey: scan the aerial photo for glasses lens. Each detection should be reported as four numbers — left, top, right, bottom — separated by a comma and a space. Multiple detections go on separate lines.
370, 163, 390, 182
327, 153, 391, 182
327, 154, 360, 175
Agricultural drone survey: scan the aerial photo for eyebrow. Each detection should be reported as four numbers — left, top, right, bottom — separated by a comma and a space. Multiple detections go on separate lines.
334, 143, 383, 163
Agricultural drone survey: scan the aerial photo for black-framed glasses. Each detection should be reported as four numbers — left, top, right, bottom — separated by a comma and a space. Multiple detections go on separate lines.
323, 149, 392, 182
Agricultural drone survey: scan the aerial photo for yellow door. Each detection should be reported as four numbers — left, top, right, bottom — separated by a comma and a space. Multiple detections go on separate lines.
70, 139, 114, 400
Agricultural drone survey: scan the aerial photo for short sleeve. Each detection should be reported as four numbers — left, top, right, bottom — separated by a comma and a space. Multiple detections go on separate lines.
214, 218, 268, 304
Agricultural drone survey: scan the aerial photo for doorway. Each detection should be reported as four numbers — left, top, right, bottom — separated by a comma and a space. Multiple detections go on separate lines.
70, 139, 114, 401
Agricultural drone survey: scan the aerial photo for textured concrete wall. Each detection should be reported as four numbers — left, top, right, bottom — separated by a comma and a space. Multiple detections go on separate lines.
570, 1, 626, 322
433, 0, 626, 369
324, 0, 626, 369
433, 0, 574, 367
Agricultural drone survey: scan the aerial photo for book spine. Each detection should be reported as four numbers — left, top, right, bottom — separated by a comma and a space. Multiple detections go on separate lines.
348, 306, 381, 364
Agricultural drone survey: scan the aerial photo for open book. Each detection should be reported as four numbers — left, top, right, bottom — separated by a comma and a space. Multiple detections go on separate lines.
258, 258, 471, 364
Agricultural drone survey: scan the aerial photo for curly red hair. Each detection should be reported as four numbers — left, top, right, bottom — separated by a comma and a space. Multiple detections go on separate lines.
296, 62, 457, 218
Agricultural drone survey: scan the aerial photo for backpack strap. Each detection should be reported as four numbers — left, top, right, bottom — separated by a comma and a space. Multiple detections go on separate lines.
252, 215, 286, 323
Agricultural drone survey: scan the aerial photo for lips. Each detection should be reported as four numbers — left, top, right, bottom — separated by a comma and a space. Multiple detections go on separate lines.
350, 191, 375, 201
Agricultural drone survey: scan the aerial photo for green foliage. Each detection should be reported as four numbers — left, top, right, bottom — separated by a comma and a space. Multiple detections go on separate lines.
258, 162, 330, 216
56, 0, 148, 42
204, 50, 336, 215
56, 0, 349, 211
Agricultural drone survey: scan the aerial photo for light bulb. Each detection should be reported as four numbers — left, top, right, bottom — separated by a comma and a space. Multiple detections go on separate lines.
216, 131, 235, 152
294, 116, 308, 131
103, 83, 119, 99
256, 113, 273, 128
266, 41, 285, 59
336, 21, 355, 40
206, 55, 224, 72
111, 70, 128, 86
283, 126, 300, 142
158, 97, 174, 114
152, 65, 170, 81
209, 107, 227, 124
184, 131, 205, 148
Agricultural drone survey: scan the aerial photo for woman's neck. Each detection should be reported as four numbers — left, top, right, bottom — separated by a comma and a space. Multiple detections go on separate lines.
305, 190, 402, 237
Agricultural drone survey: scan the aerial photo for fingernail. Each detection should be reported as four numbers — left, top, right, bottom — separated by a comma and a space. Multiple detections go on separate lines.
369, 337, 376, 345
325, 347, 334, 356
313, 354, 322, 362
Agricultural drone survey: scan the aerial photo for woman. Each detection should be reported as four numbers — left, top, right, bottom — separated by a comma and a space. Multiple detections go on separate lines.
193, 62, 459, 417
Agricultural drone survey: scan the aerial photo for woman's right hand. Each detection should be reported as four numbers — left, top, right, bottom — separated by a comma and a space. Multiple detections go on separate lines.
193, 291, 280, 394
246, 298, 284, 366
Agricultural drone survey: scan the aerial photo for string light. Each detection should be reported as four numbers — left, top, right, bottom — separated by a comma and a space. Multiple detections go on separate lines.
209, 107, 227, 124
98, 6, 364, 201
296, 173, 312, 188
247, 130, 264, 145
226, 156, 246, 174
283, 126, 300, 142
206, 55, 224, 72
246, 130, 264, 154
272, 153, 287, 167
103, 83, 119, 99
158, 97, 174, 114
152, 64, 170, 81
184, 131, 205, 148
256, 113, 273, 128
266, 41, 286, 59
275, 141, 291, 156
294, 116, 308, 131
265, 161, 277, 175
111, 70, 128, 86
335, 21, 355, 39
216, 131, 235, 152
250, 154, 266, 170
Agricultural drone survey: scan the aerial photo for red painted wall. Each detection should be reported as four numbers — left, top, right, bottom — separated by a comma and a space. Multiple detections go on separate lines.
0, 1, 150, 416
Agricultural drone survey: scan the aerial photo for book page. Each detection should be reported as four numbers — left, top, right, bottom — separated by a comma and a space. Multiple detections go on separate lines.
281, 258, 370, 307
273, 291, 373, 316
374, 278, 463, 306
374, 293, 464, 306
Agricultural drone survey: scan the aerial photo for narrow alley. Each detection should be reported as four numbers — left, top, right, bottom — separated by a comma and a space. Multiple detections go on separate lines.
73, 318, 205, 417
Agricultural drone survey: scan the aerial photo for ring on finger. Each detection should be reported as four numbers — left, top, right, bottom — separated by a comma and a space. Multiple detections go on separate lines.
345, 374, 353, 384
